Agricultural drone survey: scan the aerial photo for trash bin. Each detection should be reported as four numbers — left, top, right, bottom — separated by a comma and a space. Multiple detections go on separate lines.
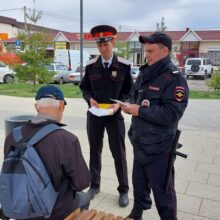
4, 114, 35, 137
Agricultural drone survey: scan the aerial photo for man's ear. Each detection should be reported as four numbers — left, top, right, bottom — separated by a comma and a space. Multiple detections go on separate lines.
35, 103, 39, 112
111, 39, 115, 46
59, 101, 65, 111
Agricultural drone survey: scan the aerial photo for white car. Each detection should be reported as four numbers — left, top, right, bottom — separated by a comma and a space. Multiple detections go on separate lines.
45, 62, 75, 84
0, 62, 15, 84
130, 66, 140, 82
68, 66, 85, 85
185, 58, 213, 79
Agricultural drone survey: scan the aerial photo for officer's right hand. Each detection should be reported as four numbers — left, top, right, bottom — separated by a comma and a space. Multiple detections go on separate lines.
89, 98, 99, 108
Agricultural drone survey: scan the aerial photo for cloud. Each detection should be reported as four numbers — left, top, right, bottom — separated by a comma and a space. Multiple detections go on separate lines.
0, 0, 220, 32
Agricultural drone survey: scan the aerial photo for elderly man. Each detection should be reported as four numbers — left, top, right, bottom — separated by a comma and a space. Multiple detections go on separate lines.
121, 32, 189, 220
3, 85, 91, 220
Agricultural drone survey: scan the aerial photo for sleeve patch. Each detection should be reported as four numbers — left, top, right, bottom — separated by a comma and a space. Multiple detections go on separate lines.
175, 86, 185, 102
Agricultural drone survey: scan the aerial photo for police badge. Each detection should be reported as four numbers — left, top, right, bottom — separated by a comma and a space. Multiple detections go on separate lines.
112, 71, 117, 77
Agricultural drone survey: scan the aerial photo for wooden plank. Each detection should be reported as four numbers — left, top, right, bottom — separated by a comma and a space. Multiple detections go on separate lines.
79, 209, 97, 220
113, 216, 124, 220
92, 211, 106, 220
103, 213, 115, 220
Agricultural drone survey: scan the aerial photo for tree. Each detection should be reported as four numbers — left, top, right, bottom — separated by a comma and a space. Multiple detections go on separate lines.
115, 42, 128, 59
15, 1, 53, 85
156, 17, 167, 32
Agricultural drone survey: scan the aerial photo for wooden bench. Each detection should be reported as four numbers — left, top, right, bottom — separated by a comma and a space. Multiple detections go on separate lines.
65, 208, 133, 220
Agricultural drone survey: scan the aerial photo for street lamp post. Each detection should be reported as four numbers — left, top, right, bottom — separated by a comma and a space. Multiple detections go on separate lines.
80, 0, 83, 81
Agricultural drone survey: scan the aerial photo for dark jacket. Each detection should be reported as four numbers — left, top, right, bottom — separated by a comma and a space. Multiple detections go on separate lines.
80, 54, 132, 106
128, 56, 189, 164
4, 115, 91, 220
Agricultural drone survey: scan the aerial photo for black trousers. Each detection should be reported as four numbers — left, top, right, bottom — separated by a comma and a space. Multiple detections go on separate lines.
132, 154, 177, 220
87, 111, 129, 194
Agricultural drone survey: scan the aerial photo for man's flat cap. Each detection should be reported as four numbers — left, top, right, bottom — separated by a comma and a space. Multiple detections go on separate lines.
90, 25, 117, 43
139, 32, 172, 51
35, 85, 67, 105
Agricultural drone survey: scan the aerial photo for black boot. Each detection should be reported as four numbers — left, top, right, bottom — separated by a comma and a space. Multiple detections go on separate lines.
125, 203, 143, 220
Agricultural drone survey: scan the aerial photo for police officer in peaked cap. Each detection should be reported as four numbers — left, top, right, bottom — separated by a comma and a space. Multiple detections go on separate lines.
120, 32, 189, 220
79, 25, 132, 207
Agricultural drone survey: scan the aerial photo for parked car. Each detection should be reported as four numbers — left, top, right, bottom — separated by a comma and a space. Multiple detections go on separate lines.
185, 57, 213, 79
68, 66, 85, 85
130, 66, 140, 82
0, 62, 15, 84
171, 57, 186, 78
45, 62, 75, 84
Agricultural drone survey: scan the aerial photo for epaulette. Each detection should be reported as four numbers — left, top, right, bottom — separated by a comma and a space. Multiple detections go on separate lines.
170, 65, 180, 75
171, 69, 180, 74
86, 57, 99, 66
117, 57, 130, 65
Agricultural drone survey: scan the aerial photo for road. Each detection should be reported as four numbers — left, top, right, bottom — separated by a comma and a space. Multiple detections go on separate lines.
187, 78, 210, 91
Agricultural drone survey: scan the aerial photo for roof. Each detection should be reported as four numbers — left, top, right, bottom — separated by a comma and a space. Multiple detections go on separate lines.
194, 30, 220, 40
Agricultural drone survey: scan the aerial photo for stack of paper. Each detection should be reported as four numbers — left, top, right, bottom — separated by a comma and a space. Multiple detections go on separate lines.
89, 106, 114, 117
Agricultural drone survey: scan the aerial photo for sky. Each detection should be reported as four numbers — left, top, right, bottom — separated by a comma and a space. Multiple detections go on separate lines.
0, 0, 220, 33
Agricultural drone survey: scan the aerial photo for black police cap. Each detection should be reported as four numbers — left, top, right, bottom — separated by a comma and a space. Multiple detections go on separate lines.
90, 25, 117, 43
139, 32, 172, 51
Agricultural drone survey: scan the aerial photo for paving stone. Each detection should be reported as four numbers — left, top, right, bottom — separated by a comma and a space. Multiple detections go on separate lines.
187, 182, 220, 201
199, 199, 220, 219
208, 173, 220, 187
175, 158, 198, 171
176, 179, 190, 193
177, 170, 209, 184
177, 193, 202, 214
188, 152, 214, 163
178, 211, 209, 220
197, 162, 220, 175
214, 156, 220, 165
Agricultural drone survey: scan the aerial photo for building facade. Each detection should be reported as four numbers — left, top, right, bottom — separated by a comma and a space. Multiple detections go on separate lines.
1, 16, 220, 66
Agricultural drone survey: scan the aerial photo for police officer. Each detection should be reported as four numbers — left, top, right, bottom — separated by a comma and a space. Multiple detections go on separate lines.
121, 32, 189, 219
79, 25, 132, 207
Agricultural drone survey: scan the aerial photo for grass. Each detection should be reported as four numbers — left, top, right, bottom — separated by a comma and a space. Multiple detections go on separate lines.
189, 90, 220, 99
0, 83, 220, 99
0, 83, 82, 98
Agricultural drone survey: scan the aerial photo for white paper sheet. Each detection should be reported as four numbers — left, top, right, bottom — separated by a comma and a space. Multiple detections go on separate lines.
88, 106, 114, 117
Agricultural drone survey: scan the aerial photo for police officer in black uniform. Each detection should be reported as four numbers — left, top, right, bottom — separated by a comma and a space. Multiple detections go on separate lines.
120, 32, 189, 220
79, 25, 132, 207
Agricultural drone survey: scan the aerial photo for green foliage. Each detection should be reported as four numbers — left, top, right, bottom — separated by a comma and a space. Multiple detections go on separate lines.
14, 32, 53, 85
115, 42, 128, 58
156, 17, 167, 32
14, 2, 53, 86
0, 83, 82, 98
207, 69, 220, 91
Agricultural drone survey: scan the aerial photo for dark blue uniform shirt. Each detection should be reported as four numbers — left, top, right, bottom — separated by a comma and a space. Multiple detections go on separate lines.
128, 56, 189, 164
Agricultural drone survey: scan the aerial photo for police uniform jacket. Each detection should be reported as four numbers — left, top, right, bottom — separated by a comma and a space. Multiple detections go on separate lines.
4, 114, 91, 220
128, 56, 189, 164
80, 54, 132, 107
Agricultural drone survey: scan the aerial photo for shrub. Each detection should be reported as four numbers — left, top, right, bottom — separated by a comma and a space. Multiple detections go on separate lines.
207, 68, 220, 91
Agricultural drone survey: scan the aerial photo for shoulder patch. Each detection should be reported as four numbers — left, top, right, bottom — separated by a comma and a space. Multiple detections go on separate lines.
86, 57, 99, 66
175, 86, 185, 102
117, 57, 130, 65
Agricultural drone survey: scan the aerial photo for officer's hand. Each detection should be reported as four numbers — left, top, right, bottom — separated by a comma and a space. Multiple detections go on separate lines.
89, 98, 99, 108
111, 103, 120, 113
121, 104, 140, 116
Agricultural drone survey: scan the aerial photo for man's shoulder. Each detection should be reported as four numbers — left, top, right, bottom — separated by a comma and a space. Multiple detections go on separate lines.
117, 56, 130, 66
86, 57, 99, 66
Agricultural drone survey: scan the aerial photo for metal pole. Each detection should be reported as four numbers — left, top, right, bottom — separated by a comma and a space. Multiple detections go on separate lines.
24, 6, 28, 33
80, 0, 83, 81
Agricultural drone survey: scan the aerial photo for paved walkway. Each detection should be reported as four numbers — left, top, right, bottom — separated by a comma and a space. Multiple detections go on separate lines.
0, 96, 220, 220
